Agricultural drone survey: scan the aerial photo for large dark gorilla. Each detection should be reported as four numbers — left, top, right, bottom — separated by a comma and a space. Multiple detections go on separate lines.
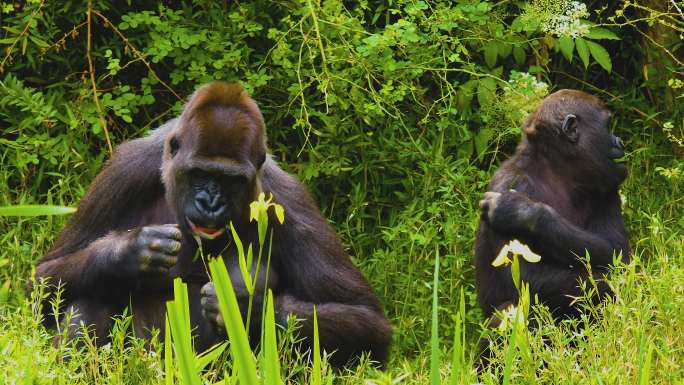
475, 89, 629, 325
35, 82, 391, 367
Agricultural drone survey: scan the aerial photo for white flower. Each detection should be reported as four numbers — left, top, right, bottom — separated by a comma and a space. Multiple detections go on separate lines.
492, 239, 542, 267
497, 304, 525, 330
540, 1, 590, 38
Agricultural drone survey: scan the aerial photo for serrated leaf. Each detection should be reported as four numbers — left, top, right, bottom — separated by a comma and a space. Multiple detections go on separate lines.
483, 42, 498, 68
477, 77, 497, 108
558, 36, 574, 62
587, 40, 612, 73
585, 27, 620, 40
576, 37, 590, 68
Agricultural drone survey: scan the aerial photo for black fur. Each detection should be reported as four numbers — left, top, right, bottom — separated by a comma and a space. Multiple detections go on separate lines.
475, 89, 629, 322
35, 82, 391, 367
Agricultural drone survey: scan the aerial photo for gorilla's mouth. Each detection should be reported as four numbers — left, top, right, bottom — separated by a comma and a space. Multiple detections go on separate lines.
187, 218, 226, 240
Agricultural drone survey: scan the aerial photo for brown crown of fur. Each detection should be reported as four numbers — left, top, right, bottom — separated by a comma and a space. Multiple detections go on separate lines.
523, 89, 609, 136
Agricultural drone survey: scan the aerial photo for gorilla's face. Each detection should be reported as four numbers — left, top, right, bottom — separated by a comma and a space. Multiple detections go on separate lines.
527, 90, 627, 189
161, 103, 264, 241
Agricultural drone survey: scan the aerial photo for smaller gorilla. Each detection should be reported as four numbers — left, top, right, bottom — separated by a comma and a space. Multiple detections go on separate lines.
475, 89, 629, 327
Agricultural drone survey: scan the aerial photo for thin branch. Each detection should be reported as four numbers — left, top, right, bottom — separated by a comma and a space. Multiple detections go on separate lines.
670, 0, 682, 19
93, 10, 182, 101
87, 0, 113, 155
0, 1, 44, 73
44, 21, 88, 53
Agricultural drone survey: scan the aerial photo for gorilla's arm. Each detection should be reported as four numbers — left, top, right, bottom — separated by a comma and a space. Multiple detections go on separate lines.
530, 197, 628, 267
263, 161, 392, 366
480, 189, 628, 267
35, 123, 178, 298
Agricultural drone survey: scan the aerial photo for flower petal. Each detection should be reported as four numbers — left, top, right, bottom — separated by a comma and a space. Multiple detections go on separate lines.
249, 202, 258, 222
274, 204, 285, 224
492, 244, 512, 267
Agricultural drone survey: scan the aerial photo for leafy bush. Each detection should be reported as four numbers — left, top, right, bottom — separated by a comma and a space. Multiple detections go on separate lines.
0, 0, 682, 380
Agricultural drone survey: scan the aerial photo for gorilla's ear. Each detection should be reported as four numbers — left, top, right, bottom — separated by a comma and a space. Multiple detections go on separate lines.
522, 113, 538, 136
561, 114, 579, 143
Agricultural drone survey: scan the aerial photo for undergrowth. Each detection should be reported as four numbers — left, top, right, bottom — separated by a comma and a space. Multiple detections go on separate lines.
1, 0, 683, 384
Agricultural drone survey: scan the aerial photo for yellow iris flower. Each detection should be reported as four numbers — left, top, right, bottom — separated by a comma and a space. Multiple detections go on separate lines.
249, 192, 285, 225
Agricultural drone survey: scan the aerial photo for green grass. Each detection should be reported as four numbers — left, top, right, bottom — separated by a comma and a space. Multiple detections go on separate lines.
0, 133, 682, 384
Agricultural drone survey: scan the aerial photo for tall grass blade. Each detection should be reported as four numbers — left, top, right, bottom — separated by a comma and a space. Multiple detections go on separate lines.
447, 287, 465, 385
430, 247, 441, 385
208, 257, 258, 385
164, 316, 174, 385
0, 205, 76, 216
195, 342, 228, 372
166, 278, 202, 385
502, 319, 518, 385
638, 335, 654, 385
263, 290, 283, 385
311, 305, 322, 385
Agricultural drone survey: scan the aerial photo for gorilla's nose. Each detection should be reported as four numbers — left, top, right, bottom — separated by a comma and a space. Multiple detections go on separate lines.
613, 135, 624, 150
194, 191, 227, 218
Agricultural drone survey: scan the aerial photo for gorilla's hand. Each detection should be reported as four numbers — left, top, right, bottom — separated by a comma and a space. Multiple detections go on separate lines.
200, 268, 276, 336
199, 280, 259, 336
119, 224, 181, 277
200, 282, 226, 336
479, 190, 545, 234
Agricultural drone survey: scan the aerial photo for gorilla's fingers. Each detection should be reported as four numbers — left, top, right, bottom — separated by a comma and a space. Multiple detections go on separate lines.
149, 238, 182, 255
200, 282, 216, 297
141, 225, 182, 241
149, 253, 177, 268
200, 294, 219, 310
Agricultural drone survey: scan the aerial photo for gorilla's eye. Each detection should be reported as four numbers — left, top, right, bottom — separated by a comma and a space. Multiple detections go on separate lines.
561, 114, 579, 143
169, 137, 180, 157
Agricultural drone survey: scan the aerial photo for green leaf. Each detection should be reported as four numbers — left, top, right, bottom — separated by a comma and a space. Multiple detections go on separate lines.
587, 40, 612, 73
483, 42, 498, 68
497, 41, 512, 59
195, 342, 228, 372
447, 288, 466, 385
513, 45, 525, 65
263, 290, 283, 385
0, 205, 76, 216
558, 35, 574, 62
585, 27, 620, 40
429, 247, 441, 385
208, 258, 258, 385
164, 316, 174, 385
166, 279, 202, 385
575, 37, 590, 68
474, 128, 493, 161
311, 306, 322, 385
477, 77, 497, 108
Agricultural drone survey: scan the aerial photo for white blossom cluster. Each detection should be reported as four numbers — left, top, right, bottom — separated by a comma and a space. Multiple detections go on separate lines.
541, 1, 589, 37
503, 71, 550, 123
506, 71, 549, 97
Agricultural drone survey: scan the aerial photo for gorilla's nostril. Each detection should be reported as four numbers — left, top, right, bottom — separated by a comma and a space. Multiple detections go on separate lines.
195, 191, 224, 215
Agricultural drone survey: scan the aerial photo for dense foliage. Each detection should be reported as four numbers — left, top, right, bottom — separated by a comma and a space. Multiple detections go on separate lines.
0, 0, 682, 383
